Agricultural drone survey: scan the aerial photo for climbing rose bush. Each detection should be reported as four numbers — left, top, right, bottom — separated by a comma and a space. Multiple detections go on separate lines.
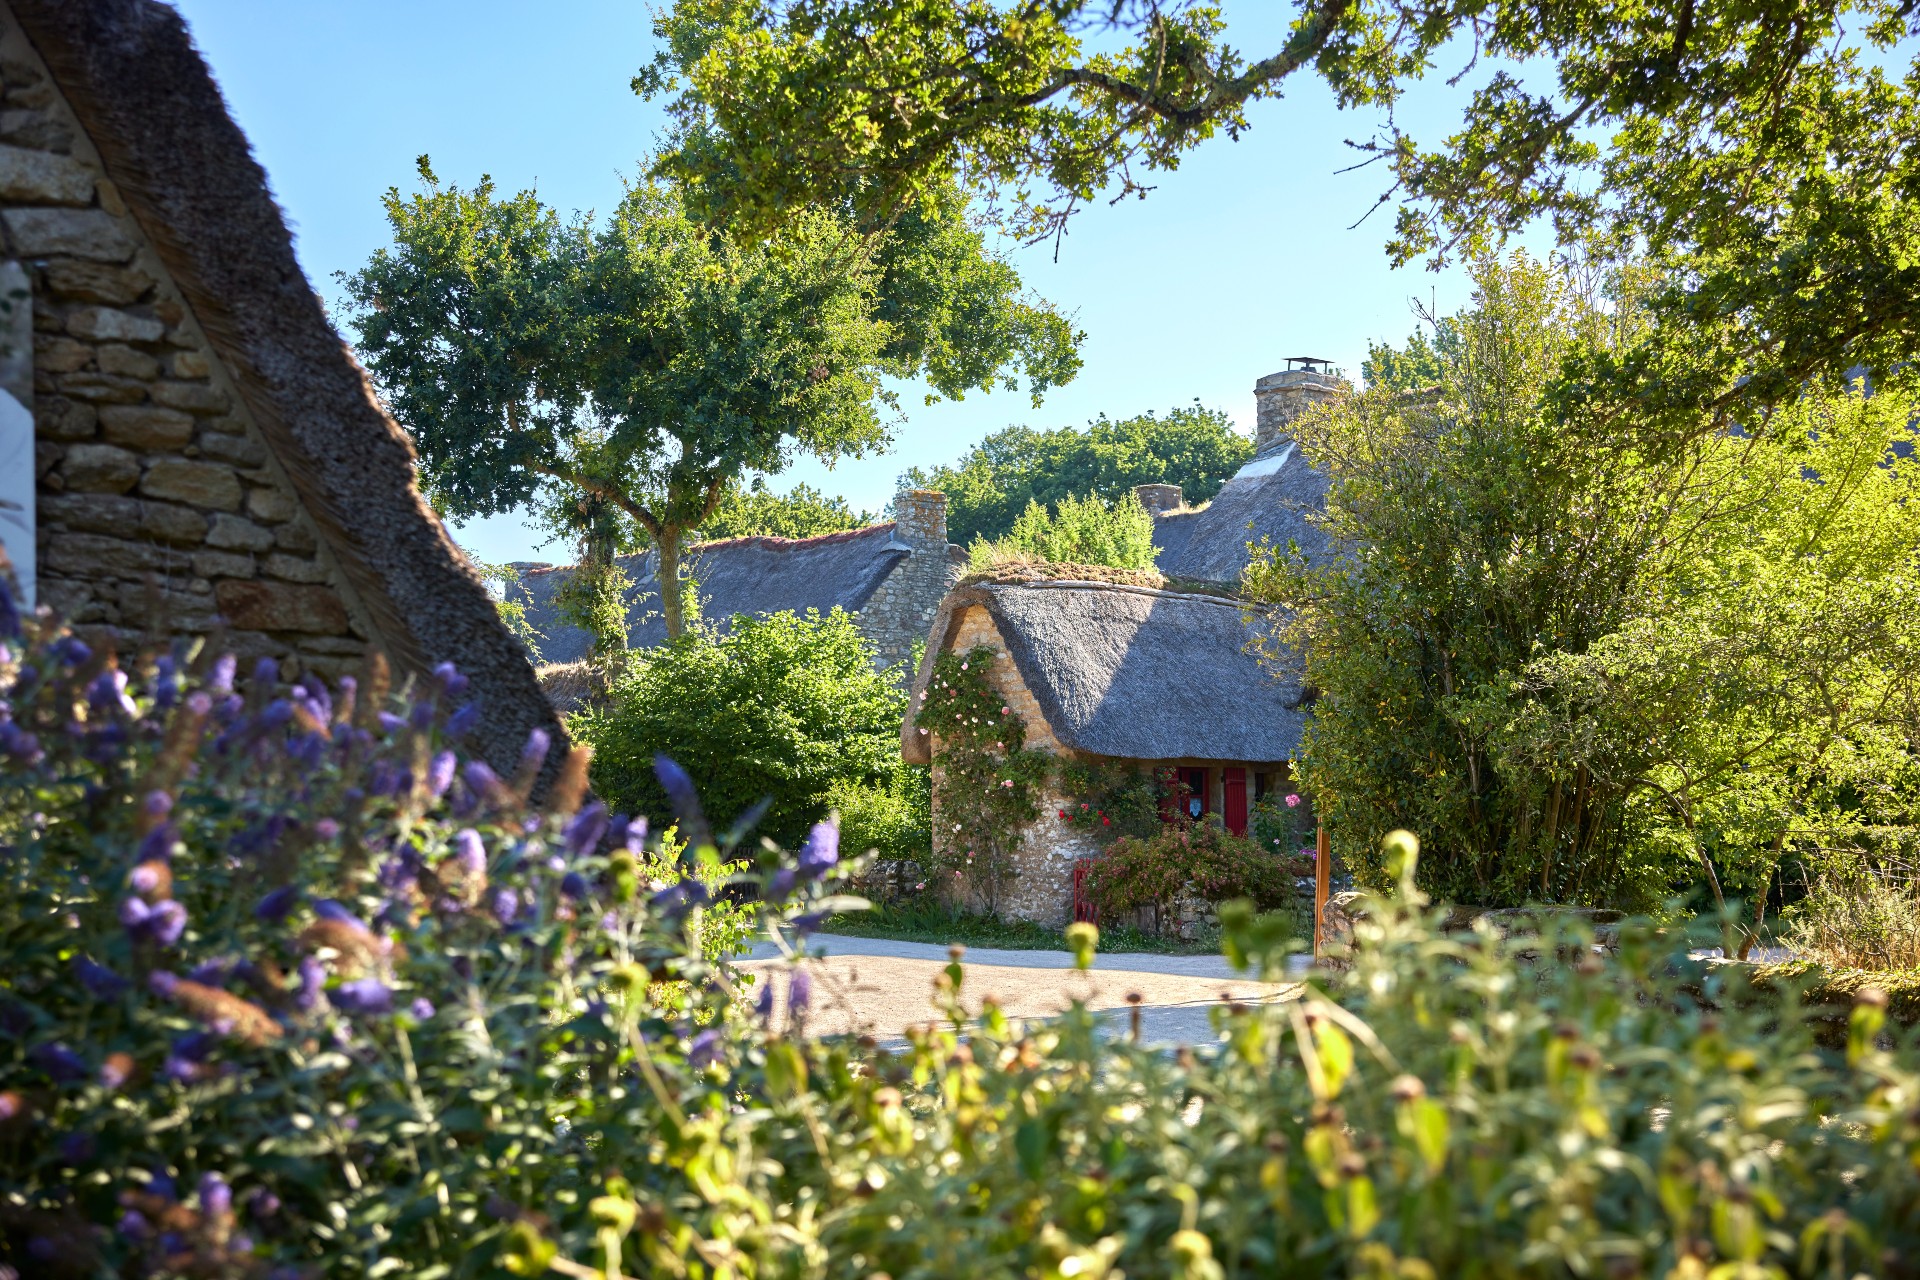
4, 609, 1920, 1278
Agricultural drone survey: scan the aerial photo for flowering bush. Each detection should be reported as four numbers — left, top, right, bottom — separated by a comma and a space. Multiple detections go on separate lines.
0, 610, 842, 1277
1250, 788, 1317, 870
1085, 817, 1294, 931
1055, 760, 1168, 844
912, 646, 1049, 914
8, 599, 1920, 1278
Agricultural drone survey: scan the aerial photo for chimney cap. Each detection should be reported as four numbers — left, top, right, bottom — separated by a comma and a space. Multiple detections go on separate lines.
1284, 356, 1335, 373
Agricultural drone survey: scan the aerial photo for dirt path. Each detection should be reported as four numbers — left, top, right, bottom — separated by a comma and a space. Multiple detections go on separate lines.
735, 935, 1301, 1044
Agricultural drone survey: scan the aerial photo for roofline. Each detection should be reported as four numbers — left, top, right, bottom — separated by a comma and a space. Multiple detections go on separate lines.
517, 521, 902, 578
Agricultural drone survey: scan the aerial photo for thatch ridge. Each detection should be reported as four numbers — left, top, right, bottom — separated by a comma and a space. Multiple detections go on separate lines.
12, 0, 560, 773
903, 579, 1306, 767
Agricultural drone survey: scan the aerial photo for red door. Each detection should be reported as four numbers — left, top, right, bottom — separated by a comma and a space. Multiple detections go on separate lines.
1222, 768, 1248, 835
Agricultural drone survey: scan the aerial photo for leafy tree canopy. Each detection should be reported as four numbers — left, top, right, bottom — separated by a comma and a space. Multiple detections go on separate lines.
570, 608, 907, 849
642, 0, 1920, 433
968, 492, 1159, 571
697, 478, 875, 542
341, 159, 1080, 637
905, 401, 1251, 546
1248, 254, 1920, 924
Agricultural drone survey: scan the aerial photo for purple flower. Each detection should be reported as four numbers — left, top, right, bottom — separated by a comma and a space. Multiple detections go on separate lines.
755, 979, 775, 1022
490, 888, 519, 926
99, 1056, 132, 1091
142, 790, 174, 820
445, 703, 481, 738
294, 957, 325, 1012
797, 821, 839, 881
55, 636, 91, 667
199, 1174, 232, 1218
188, 957, 237, 987
129, 862, 166, 897
254, 885, 300, 922
560, 871, 590, 901
462, 761, 504, 806
73, 957, 129, 999
251, 656, 278, 690
410, 997, 436, 1020
209, 654, 237, 696
377, 711, 407, 736
29, 1042, 88, 1083
453, 829, 486, 877
427, 750, 457, 800
793, 911, 828, 937
136, 823, 177, 863
766, 868, 796, 901
409, 700, 434, 730
249, 1190, 281, 1220
564, 803, 609, 857
433, 661, 470, 698
116, 1211, 150, 1241
332, 979, 393, 1016
313, 899, 366, 929
149, 971, 180, 998
653, 755, 710, 848
88, 668, 139, 717
788, 970, 812, 1019
123, 898, 187, 946
519, 727, 551, 776
686, 1028, 723, 1068
260, 699, 293, 730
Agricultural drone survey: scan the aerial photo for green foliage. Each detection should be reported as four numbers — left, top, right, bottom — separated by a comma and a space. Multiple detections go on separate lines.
969, 492, 1159, 571
1085, 819, 1293, 931
11, 617, 1920, 1276
698, 478, 874, 541
1054, 760, 1166, 845
647, 0, 1920, 434
342, 159, 1075, 636
1249, 788, 1316, 862
551, 552, 633, 663
912, 646, 1050, 914
469, 557, 545, 661
573, 608, 905, 850
906, 402, 1251, 546
1247, 255, 1920, 918
1784, 857, 1920, 972
829, 761, 932, 864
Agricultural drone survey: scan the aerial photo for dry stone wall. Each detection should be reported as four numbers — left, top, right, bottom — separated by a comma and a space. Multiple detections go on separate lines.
929, 604, 1099, 927
5, 23, 367, 681
856, 488, 962, 674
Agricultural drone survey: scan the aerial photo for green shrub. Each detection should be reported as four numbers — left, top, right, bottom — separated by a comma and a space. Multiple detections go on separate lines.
10, 603, 1920, 1278
1086, 817, 1293, 930
829, 760, 932, 863
573, 608, 905, 849
969, 491, 1158, 570
1783, 860, 1920, 971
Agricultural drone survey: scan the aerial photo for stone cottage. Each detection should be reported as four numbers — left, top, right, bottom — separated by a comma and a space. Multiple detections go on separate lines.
1146, 358, 1343, 581
510, 488, 963, 674
2, 0, 556, 771
900, 577, 1309, 925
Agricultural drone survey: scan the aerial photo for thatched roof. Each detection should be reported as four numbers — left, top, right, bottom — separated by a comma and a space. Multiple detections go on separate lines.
16, 0, 560, 772
901, 580, 1307, 766
1152, 443, 1331, 583
511, 523, 913, 663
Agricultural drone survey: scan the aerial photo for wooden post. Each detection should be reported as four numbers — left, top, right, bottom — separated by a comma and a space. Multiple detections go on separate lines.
1313, 822, 1331, 957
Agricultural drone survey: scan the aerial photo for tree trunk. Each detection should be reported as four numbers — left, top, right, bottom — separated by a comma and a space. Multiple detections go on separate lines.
657, 526, 686, 639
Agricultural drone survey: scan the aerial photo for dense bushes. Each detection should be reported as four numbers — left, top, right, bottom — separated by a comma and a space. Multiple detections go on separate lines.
573, 608, 904, 849
827, 759, 932, 864
10, 607, 1920, 1277
968, 491, 1158, 571
1085, 818, 1294, 929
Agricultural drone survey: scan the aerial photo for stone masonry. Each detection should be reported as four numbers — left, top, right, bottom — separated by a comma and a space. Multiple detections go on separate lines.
928, 603, 1102, 927
856, 487, 963, 674
6, 22, 368, 681
1253, 366, 1343, 456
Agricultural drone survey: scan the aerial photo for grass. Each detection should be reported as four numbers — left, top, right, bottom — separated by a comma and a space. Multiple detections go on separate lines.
825, 897, 1247, 955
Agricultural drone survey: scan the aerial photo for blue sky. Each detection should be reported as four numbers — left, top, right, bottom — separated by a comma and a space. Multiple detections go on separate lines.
171, 1, 1499, 565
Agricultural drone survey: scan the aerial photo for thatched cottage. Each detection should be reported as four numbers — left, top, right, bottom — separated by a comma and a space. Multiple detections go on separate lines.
902, 576, 1309, 924
2, 0, 557, 771
510, 488, 963, 674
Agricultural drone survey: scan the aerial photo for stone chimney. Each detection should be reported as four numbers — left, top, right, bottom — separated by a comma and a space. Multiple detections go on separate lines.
1254, 359, 1342, 455
1134, 483, 1183, 517
894, 487, 948, 552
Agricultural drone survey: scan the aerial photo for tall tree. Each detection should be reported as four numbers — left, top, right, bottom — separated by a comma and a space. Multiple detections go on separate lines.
904, 402, 1251, 545
643, 0, 1920, 432
342, 160, 1079, 638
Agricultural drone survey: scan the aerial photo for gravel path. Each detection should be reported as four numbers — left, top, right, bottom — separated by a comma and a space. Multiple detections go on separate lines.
736, 934, 1303, 1045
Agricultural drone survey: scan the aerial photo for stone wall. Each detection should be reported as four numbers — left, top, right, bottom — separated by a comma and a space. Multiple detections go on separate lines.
1133, 482, 1183, 517
857, 487, 962, 674
6, 23, 367, 681
929, 603, 1101, 926
1252, 367, 1342, 455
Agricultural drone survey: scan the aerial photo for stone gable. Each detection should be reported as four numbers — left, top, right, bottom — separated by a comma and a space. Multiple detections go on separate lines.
4, 17, 368, 681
